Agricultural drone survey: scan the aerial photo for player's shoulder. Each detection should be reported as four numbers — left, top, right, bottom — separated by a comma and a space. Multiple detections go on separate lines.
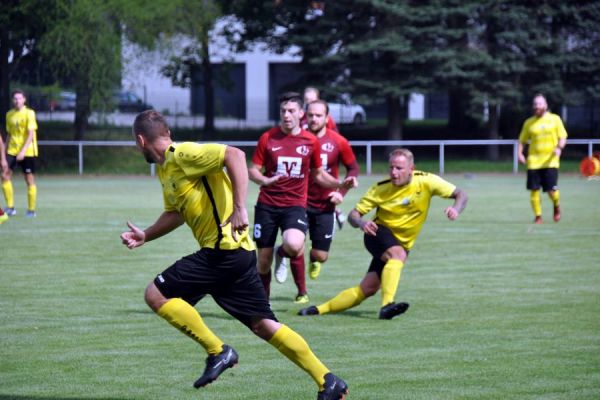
546, 112, 563, 122
326, 129, 349, 144
25, 106, 36, 116
300, 129, 320, 143
261, 126, 282, 139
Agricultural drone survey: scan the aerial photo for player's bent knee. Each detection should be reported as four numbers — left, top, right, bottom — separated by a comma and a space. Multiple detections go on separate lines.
144, 282, 167, 312
250, 318, 280, 340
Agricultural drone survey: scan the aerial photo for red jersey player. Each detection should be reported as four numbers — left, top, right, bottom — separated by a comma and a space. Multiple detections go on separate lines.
249, 92, 356, 303
305, 100, 359, 280
301, 86, 338, 133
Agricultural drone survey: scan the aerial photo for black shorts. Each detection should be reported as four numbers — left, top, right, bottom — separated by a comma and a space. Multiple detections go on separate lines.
6, 155, 36, 174
364, 224, 407, 277
307, 207, 335, 252
154, 248, 277, 328
527, 168, 559, 192
253, 202, 308, 248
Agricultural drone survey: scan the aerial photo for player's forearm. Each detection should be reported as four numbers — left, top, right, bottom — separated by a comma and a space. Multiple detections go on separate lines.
450, 189, 468, 214
557, 138, 567, 150
347, 209, 364, 229
224, 146, 249, 210
314, 168, 342, 189
144, 211, 184, 242
339, 160, 360, 196
248, 164, 268, 186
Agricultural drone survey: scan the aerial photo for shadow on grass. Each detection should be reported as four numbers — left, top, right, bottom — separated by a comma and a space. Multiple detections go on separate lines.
0, 396, 132, 400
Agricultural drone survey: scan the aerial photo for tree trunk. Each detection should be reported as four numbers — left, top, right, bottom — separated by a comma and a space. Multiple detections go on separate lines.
0, 27, 10, 128
386, 94, 403, 141
385, 94, 406, 157
74, 86, 91, 141
448, 89, 477, 137
486, 102, 500, 161
201, 35, 215, 134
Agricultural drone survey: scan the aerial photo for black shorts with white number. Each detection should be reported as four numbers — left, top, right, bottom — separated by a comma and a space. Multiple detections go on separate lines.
253, 202, 308, 248
527, 168, 559, 192
307, 207, 335, 252
6, 155, 36, 174
154, 247, 277, 328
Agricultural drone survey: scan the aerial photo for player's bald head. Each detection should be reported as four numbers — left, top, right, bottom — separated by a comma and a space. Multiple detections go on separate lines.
133, 110, 171, 142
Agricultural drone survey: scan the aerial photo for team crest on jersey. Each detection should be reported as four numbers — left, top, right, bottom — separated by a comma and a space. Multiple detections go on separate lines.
296, 145, 310, 156
321, 143, 334, 152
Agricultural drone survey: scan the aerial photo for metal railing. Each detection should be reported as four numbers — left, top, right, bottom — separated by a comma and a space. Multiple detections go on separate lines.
38, 139, 600, 176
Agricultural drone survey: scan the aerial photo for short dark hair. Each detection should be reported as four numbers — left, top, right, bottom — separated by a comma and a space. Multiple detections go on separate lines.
279, 91, 303, 109
133, 110, 170, 141
307, 99, 329, 115
11, 89, 26, 98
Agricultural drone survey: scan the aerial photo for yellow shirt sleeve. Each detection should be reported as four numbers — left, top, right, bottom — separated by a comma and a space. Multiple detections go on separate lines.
26, 109, 38, 131
174, 142, 226, 178
426, 174, 456, 198
355, 182, 381, 215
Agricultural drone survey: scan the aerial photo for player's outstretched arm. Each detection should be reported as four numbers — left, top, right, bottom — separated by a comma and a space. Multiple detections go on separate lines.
444, 188, 468, 221
120, 211, 184, 249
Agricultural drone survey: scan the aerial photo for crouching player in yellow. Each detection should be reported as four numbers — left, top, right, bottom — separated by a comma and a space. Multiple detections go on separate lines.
121, 110, 348, 400
299, 148, 468, 320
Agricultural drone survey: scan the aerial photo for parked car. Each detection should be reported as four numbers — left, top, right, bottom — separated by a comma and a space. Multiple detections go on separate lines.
114, 91, 152, 113
326, 94, 366, 125
55, 91, 76, 111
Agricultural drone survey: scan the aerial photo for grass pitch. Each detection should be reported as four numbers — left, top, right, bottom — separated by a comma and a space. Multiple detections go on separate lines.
1, 173, 599, 399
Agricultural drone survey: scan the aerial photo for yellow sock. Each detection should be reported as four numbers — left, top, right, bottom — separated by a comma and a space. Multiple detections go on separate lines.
27, 185, 37, 211
268, 324, 329, 389
381, 259, 404, 306
157, 298, 223, 355
317, 286, 365, 315
530, 190, 541, 217
549, 190, 560, 206
2, 180, 14, 208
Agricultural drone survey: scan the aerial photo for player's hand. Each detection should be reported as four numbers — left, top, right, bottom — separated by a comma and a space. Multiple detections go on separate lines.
328, 191, 344, 205
262, 174, 282, 186
554, 147, 562, 157
338, 176, 358, 190
120, 221, 146, 249
444, 206, 459, 221
359, 220, 378, 236
16, 153, 25, 162
222, 207, 249, 242
0, 159, 7, 172
518, 153, 526, 165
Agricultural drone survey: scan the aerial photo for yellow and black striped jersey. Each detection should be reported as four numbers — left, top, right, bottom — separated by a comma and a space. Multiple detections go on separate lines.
355, 171, 456, 250
157, 142, 254, 251
519, 112, 567, 169
6, 106, 38, 157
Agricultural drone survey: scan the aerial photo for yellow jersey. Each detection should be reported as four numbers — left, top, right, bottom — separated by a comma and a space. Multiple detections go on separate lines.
6, 106, 38, 157
355, 171, 456, 250
519, 112, 567, 169
157, 142, 255, 251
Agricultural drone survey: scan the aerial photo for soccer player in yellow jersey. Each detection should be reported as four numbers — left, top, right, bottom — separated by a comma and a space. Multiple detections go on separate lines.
120, 110, 348, 400
0, 135, 8, 224
518, 94, 567, 224
299, 148, 468, 320
2, 89, 39, 217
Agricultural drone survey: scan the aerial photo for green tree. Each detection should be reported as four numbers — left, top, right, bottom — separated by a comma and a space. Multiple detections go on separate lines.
0, 0, 57, 126
40, 0, 121, 139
